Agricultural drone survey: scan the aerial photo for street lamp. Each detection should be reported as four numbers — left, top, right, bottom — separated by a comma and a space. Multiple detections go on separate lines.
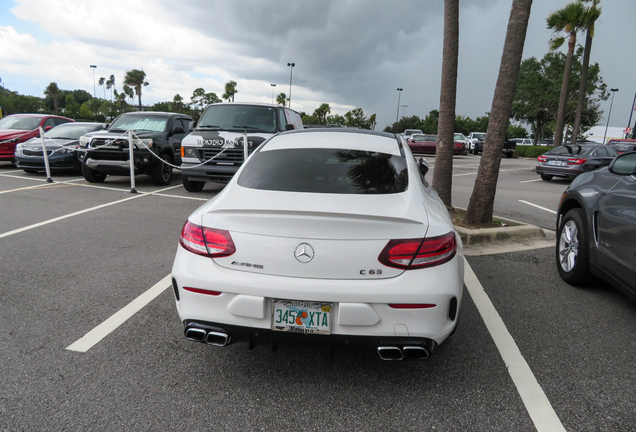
401, 105, 408, 119
287, 62, 295, 108
395, 88, 403, 128
271, 83, 276, 104
603, 88, 619, 144
90, 65, 97, 98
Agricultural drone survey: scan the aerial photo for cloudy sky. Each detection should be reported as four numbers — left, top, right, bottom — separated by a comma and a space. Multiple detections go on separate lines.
1, 0, 634, 131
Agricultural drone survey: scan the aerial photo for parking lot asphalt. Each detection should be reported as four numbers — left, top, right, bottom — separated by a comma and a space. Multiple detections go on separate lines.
1, 161, 635, 432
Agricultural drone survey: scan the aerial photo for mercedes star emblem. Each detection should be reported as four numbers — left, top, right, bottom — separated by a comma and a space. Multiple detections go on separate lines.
294, 243, 315, 263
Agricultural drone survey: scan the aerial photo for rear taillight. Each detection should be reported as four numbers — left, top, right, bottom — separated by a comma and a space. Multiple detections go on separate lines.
179, 220, 236, 258
538, 156, 547, 163
567, 158, 587, 165
378, 232, 457, 270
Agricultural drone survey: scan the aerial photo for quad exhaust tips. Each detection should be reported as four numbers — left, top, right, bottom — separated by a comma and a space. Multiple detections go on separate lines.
377, 345, 430, 361
185, 326, 230, 347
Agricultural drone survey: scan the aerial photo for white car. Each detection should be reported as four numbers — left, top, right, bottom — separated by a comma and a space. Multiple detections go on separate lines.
171, 128, 464, 360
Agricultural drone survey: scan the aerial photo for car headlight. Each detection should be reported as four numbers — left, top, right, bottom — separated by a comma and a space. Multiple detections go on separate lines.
79, 135, 92, 148
1, 137, 20, 144
182, 147, 197, 158
57, 147, 73, 154
15, 144, 24, 155
133, 138, 153, 149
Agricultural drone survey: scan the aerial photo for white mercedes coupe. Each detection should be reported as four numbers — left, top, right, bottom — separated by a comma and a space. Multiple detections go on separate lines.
171, 128, 464, 360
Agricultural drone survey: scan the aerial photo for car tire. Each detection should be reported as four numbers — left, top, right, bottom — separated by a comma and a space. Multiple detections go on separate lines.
506, 152, 513, 158
150, 153, 173, 186
23, 169, 39, 174
182, 176, 205, 192
540, 174, 553, 181
556, 208, 591, 285
473, 149, 479, 155
81, 163, 106, 183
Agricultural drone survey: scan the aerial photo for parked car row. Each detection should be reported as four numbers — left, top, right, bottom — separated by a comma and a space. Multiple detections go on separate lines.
0, 114, 74, 162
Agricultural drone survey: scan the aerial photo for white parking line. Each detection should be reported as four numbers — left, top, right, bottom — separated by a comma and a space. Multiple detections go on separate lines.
66, 275, 172, 353
0, 185, 181, 239
520, 179, 542, 183
464, 259, 566, 432
519, 200, 557, 214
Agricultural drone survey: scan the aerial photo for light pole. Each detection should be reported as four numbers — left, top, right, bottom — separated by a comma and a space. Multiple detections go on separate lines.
287, 63, 295, 108
401, 105, 408, 119
395, 88, 403, 129
271, 84, 276, 104
90, 65, 97, 98
603, 88, 619, 144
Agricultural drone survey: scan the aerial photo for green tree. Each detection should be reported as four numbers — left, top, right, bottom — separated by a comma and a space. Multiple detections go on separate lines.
123, 84, 134, 105
344, 108, 376, 129
173, 94, 185, 113
571, 0, 602, 143
98, 77, 106, 99
507, 124, 528, 138
465, 0, 533, 227
222, 80, 238, 102
106, 75, 115, 102
433, 0, 460, 208
79, 102, 93, 119
44, 82, 61, 115
65, 94, 80, 119
124, 69, 149, 111
276, 92, 287, 106
547, 1, 589, 146
313, 103, 331, 124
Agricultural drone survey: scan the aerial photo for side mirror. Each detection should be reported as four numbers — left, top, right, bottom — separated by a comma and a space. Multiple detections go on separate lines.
609, 152, 636, 175
189, 121, 196, 132
418, 157, 430, 176
45, 126, 53, 131
285, 123, 296, 131
172, 126, 185, 135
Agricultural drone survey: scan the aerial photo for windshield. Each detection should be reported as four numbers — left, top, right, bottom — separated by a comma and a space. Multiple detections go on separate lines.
198, 105, 278, 133
238, 148, 408, 194
45, 123, 102, 140
413, 135, 437, 142
109, 115, 168, 132
454, 134, 464, 140
0, 116, 42, 130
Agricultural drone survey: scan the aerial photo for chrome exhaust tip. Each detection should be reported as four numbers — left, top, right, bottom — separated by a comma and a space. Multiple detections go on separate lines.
205, 331, 230, 347
402, 346, 430, 360
377, 346, 403, 361
185, 327, 206, 342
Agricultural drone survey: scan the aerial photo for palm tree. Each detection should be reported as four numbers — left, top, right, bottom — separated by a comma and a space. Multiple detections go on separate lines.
222, 80, 238, 102
98, 77, 106, 99
432, 0, 459, 210
123, 84, 134, 105
313, 103, 331, 124
44, 82, 61, 115
547, 1, 588, 147
276, 92, 287, 106
124, 69, 149, 111
465, 0, 533, 227
106, 75, 115, 102
571, 0, 601, 143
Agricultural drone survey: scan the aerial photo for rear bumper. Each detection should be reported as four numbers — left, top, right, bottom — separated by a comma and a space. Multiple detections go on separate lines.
536, 164, 583, 178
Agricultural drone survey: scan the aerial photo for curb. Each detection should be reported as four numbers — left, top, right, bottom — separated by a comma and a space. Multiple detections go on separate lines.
453, 213, 548, 246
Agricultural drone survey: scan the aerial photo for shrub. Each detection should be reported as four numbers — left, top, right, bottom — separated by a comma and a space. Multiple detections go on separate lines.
524, 146, 551, 158
514, 145, 531, 156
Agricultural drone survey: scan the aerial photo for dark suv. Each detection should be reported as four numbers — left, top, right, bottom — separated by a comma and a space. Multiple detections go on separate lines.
79, 111, 193, 185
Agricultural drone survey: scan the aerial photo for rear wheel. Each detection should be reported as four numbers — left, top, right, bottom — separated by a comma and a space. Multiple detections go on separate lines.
81, 163, 106, 183
182, 176, 205, 192
473, 149, 479, 155
540, 174, 553, 181
506, 152, 513, 158
556, 208, 591, 285
150, 153, 173, 186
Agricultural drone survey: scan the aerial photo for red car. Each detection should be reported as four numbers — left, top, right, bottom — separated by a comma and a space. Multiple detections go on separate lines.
0, 114, 74, 162
407, 134, 466, 155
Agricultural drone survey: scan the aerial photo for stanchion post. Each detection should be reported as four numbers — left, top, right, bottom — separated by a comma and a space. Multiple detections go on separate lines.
243, 132, 248, 162
39, 126, 53, 183
128, 130, 137, 193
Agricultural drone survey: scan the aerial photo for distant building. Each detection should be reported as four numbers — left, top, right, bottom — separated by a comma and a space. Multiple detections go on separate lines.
583, 126, 627, 143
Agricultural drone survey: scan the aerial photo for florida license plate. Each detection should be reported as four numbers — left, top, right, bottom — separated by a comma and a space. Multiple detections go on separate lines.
271, 300, 332, 335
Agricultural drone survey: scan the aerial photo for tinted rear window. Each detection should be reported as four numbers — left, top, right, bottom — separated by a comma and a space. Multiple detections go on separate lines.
238, 148, 408, 194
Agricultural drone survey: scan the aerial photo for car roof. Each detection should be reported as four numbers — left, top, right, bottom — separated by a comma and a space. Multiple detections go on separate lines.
264, 128, 403, 156
121, 111, 191, 118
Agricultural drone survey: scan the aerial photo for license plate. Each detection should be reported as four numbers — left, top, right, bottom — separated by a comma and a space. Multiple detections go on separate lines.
548, 160, 565, 166
271, 300, 332, 335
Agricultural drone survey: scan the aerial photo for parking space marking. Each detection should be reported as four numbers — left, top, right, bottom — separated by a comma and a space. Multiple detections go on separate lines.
520, 179, 542, 183
66, 275, 172, 353
519, 200, 557, 214
0, 183, 55, 195
0, 185, 181, 239
464, 259, 566, 431
153, 193, 209, 201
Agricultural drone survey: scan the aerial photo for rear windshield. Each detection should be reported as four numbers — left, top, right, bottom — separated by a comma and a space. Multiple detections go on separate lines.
238, 148, 408, 194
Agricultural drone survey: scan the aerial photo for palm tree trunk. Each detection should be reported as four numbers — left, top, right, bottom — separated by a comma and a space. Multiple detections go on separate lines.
465, 0, 533, 226
554, 35, 577, 147
432, 0, 459, 209
571, 25, 593, 144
